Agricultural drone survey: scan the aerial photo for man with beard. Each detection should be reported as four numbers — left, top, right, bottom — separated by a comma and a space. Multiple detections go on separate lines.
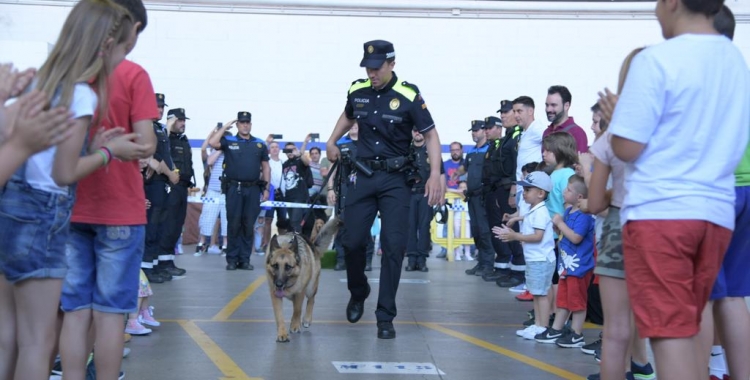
158, 108, 193, 276
543, 86, 588, 153
452, 120, 496, 276
481, 115, 523, 287
405, 129, 442, 272
444, 142, 464, 190
209, 112, 270, 270
142, 93, 178, 282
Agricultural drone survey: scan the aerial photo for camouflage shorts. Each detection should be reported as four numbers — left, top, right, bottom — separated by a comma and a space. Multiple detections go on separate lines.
594, 207, 625, 279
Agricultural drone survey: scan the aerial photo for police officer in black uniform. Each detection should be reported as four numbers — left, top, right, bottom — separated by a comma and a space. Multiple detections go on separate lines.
325, 40, 445, 339
142, 94, 179, 283
158, 108, 193, 276
481, 114, 524, 287
405, 129, 443, 272
208, 112, 270, 271
454, 120, 497, 277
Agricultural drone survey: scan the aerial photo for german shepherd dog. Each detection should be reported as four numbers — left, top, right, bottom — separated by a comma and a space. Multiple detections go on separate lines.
266, 217, 339, 342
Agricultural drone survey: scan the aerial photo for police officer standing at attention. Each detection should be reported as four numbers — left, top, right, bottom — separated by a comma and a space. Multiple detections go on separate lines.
326, 40, 445, 339
142, 93, 178, 283
405, 129, 442, 272
482, 113, 524, 288
452, 120, 496, 276
209, 112, 270, 271
158, 107, 193, 276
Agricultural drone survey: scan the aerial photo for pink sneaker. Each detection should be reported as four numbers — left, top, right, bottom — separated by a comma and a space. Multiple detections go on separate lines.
138, 306, 161, 327
125, 319, 152, 335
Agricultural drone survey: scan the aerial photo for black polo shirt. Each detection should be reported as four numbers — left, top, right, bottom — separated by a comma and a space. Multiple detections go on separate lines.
219, 134, 268, 182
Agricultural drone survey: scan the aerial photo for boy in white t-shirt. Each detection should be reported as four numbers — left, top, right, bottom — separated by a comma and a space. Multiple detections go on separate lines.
494, 171, 555, 340
605, 0, 750, 378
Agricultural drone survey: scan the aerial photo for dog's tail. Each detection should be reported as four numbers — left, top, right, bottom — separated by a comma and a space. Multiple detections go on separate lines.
312, 217, 340, 258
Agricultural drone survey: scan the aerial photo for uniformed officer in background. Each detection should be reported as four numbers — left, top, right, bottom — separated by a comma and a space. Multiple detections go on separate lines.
157, 107, 192, 277
452, 120, 496, 276
405, 129, 442, 272
142, 93, 178, 283
481, 113, 524, 288
325, 40, 445, 339
209, 111, 270, 271
327, 123, 374, 272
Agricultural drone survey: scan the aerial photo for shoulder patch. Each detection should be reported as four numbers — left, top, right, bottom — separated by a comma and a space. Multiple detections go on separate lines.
392, 81, 418, 102
349, 78, 371, 95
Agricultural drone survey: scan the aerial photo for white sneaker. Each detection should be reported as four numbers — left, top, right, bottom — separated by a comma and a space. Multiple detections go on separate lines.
509, 283, 527, 293
465, 254, 474, 261
523, 325, 547, 340
516, 324, 536, 338
207, 245, 222, 255
455, 255, 462, 261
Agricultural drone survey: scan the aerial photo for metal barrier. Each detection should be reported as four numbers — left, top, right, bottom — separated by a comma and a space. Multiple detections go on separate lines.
430, 192, 473, 262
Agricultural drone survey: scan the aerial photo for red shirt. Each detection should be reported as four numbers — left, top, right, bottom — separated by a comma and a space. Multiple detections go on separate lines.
543, 117, 589, 153
71, 60, 158, 225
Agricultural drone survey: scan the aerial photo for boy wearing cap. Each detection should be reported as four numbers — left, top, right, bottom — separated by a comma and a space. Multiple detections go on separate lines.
606, 0, 750, 378
493, 171, 555, 340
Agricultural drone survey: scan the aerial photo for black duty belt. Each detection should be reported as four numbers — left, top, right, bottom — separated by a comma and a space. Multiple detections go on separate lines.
227, 180, 259, 187
363, 156, 409, 172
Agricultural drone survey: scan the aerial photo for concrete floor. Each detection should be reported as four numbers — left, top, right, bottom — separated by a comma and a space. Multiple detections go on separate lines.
122, 246, 602, 380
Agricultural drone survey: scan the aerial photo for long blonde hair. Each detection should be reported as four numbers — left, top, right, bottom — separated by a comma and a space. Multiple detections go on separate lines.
35, 0, 133, 126
617, 47, 646, 94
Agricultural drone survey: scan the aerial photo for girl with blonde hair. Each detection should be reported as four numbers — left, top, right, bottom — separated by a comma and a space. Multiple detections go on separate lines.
0, 1, 145, 379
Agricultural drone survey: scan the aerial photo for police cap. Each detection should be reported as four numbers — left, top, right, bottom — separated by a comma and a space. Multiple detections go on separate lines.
484, 116, 502, 128
360, 40, 395, 69
156, 93, 167, 107
237, 111, 252, 122
497, 100, 513, 113
167, 108, 189, 120
469, 120, 485, 131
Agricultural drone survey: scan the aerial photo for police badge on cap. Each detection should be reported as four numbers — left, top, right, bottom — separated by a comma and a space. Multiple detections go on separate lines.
167, 108, 189, 120
497, 100, 513, 113
237, 111, 252, 122
360, 40, 395, 69
469, 120, 486, 131
156, 93, 167, 107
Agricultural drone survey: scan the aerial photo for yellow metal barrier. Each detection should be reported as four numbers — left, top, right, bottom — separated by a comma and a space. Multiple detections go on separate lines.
431, 192, 473, 262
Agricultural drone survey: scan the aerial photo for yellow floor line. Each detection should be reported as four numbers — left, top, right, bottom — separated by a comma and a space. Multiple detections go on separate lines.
420, 323, 584, 380
212, 275, 267, 321
162, 319, 524, 327
177, 320, 263, 380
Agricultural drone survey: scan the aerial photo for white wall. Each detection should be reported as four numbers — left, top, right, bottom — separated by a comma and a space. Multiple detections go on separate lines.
2, 0, 749, 184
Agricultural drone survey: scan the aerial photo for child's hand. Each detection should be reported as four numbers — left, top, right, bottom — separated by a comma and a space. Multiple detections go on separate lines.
145, 199, 151, 210
552, 214, 564, 226
492, 225, 515, 242
89, 126, 125, 153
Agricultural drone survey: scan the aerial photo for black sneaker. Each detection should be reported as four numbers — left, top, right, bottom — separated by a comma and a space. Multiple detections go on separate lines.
594, 347, 601, 362
496, 275, 523, 288
535, 327, 563, 343
581, 332, 602, 355
237, 262, 254, 270
556, 332, 585, 348
143, 269, 164, 284
630, 361, 655, 380
476, 266, 494, 277
465, 263, 483, 275
51, 357, 62, 375
586, 373, 600, 380
152, 267, 172, 281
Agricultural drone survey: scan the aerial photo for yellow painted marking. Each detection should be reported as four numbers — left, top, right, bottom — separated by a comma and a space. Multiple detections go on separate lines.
162, 319, 523, 328
212, 275, 267, 321
420, 323, 584, 380
177, 320, 263, 380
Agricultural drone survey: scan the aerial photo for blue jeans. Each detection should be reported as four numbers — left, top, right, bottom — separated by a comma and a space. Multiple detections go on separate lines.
61, 224, 145, 314
0, 181, 73, 283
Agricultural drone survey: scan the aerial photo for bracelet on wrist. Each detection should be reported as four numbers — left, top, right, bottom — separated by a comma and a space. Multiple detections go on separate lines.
96, 149, 110, 166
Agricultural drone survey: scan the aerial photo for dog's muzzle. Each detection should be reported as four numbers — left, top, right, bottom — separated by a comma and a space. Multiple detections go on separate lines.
274, 279, 286, 298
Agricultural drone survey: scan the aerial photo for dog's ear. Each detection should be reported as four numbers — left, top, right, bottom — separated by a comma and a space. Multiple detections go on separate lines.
291, 234, 301, 264
268, 235, 280, 264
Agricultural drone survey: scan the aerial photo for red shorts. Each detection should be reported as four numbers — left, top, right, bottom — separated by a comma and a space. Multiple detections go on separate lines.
623, 220, 731, 339
557, 271, 593, 312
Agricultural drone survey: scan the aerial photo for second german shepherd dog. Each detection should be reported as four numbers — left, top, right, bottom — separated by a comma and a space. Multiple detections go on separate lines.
266, 217, 339, 342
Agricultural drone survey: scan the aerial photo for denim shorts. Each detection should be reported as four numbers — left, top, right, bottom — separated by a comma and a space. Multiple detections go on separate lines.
0, 181, 73, 283
61, 223, 145, 314
526, 260, 556, 296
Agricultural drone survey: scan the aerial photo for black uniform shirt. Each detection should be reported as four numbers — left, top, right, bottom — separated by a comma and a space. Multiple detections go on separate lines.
344, 72, 435, 159
219, 134, 268, 182
169, 132, 194, 185
151, 121, 173, 182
